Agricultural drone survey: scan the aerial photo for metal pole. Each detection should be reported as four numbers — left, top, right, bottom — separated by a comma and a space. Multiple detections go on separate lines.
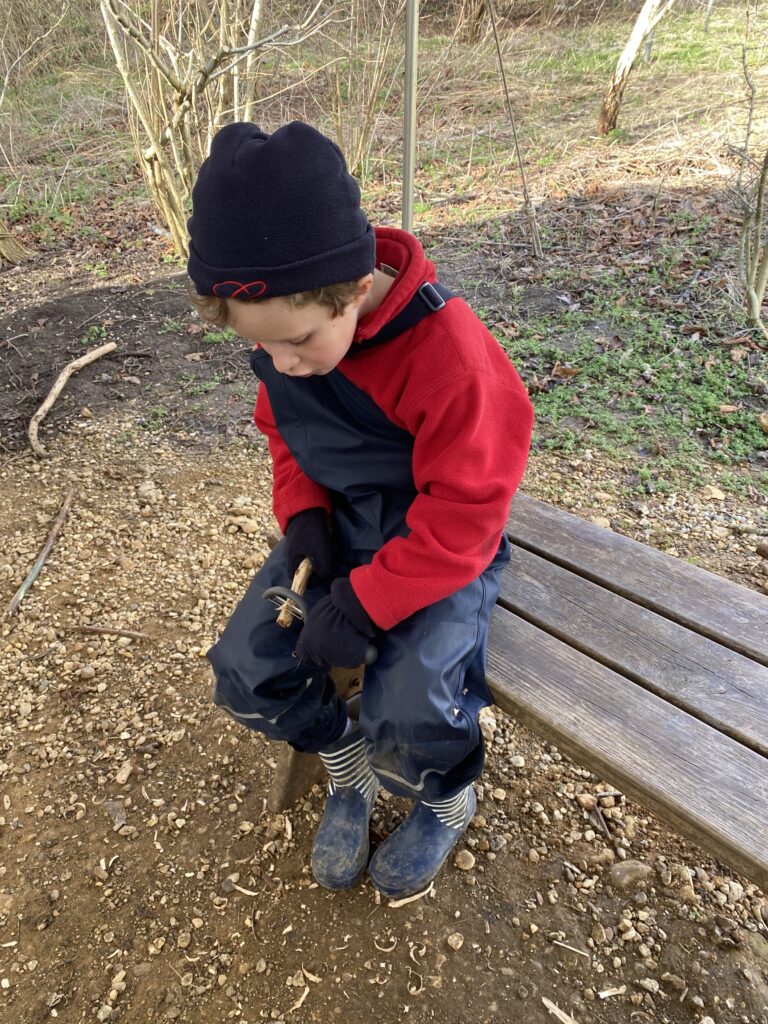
402, 0, 419, 232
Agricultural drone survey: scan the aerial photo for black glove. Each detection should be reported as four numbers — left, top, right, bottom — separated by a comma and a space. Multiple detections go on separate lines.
284, 507, 336, 582
295, 578, 377, 671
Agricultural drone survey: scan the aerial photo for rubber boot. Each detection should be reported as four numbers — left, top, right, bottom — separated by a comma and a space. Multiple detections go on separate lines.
311, 725, 379, 889
368, 786, 476, 898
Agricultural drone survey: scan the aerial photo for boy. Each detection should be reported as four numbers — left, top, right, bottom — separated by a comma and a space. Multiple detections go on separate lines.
187, 121, 533, 898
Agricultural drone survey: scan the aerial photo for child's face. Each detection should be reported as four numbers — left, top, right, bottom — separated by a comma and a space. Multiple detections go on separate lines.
225, 279, 371, 377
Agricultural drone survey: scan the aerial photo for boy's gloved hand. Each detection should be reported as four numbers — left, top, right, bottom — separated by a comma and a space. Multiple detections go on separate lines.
284, 507, 336, 581
296, 578, 377, 670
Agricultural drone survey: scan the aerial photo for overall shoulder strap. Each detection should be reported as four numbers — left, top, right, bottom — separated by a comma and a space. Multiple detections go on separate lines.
352, 281, 456, 353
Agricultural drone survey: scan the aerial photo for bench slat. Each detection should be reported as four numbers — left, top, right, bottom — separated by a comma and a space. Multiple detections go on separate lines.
499, 544, 768, 757
487, 608, 768, 890
507, 494, 768, 665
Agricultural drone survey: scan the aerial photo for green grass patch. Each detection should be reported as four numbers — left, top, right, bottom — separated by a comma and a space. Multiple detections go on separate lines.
80, 323, 109, 347
493, 274, 767, 494
202, 327, 238, 345
182, 373, 222, 396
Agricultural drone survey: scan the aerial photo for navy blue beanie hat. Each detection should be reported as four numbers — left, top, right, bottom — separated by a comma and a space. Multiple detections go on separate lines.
187, 121, 375, 300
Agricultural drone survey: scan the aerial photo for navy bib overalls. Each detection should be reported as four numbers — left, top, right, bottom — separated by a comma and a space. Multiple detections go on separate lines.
207, 291, 510, 802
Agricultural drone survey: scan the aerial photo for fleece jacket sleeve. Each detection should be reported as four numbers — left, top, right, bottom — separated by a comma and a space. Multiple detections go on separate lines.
254, 385, 332, 533
349, 368, 534, 630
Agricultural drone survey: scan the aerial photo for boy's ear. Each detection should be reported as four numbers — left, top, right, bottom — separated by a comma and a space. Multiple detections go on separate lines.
356, 273, 374, 297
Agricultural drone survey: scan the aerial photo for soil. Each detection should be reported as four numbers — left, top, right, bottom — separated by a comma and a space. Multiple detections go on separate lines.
1, 222, 767, 1024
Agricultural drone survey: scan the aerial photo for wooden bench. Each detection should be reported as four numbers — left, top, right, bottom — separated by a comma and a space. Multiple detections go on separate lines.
268, 493, 768, 891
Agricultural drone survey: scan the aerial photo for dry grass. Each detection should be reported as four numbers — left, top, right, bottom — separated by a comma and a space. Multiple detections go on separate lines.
2, 2, 767, 249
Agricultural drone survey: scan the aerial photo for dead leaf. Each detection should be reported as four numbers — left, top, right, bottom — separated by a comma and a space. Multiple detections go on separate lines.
184, 352, 205, 362
718, 405, 739, 414
760, 412, 768, 434
552, 361, 580, 379
730, 347, 747, 362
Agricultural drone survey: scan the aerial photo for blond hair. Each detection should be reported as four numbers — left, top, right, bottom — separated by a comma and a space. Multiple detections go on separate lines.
188, 278, 363, 328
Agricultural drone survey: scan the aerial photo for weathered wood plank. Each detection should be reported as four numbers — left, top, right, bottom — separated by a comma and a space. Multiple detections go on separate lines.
487, 608, 768, 890
499, 544, 768, 756
507, 494, 768, 665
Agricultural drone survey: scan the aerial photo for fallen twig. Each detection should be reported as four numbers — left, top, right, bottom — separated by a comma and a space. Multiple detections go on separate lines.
28, 342, 117, 456
599, 985, 627, 999
551, 939, 589, 958
59, 624, 152, 641
5, 487, 75, 618
387, 882, 434, 908
542, 997, 580, 1024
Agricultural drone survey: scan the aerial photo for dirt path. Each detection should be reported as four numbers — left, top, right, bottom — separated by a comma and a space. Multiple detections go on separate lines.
0, 197, 766, 1022
1, 412, 766, 1024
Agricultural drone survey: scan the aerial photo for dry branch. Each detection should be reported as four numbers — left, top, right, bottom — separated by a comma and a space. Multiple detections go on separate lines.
59, 624, 152, 641
28, 342, 116, 457
5, 487, 75, 618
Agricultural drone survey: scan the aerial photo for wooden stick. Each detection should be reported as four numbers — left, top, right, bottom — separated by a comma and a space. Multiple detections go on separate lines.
28, 342, 117, 456
276, 557, 313, 628
5, 487, 75, 617
59, 624, 152, 641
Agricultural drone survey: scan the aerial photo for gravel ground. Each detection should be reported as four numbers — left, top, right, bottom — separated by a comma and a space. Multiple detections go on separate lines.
0, 414, 766, 1024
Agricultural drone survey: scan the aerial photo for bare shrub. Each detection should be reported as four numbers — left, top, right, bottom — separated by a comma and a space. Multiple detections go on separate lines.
318, 0, 407, 178
597, 0, 678, 136
100, 1, 330, 257
735, 44, 768, 340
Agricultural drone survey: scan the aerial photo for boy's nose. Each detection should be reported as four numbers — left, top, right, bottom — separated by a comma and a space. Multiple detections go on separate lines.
274, 350, 300, 373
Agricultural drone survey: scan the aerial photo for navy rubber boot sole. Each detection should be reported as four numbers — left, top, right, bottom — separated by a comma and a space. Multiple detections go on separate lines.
311, 784, 378, 890
368, 788, 477, 898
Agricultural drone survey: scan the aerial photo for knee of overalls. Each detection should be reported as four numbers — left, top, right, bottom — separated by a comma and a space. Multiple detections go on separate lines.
206, 543, 338, 743
359, 538, 509, 801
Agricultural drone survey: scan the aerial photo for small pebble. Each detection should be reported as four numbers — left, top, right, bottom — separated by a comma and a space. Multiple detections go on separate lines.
455, 850, 475, 871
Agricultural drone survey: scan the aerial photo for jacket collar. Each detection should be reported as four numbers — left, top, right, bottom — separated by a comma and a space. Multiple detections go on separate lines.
353, 227, 436, 344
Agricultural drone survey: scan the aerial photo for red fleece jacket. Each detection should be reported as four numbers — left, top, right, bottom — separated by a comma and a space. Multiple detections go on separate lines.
255, 227, 534, 630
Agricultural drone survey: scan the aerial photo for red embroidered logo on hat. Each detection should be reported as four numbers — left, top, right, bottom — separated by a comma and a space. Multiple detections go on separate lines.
212, 280, 268, 299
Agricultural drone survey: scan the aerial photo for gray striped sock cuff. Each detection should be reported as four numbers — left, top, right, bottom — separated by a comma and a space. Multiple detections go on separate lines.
319, 736, 378, 802
422, 787, 472, 829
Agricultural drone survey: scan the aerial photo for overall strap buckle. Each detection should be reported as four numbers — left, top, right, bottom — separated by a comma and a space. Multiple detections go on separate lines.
417, 281, 446, 312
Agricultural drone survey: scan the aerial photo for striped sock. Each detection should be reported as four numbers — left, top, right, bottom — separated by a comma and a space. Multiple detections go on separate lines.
319, 735, 378, 802
422, 786, 473, 829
